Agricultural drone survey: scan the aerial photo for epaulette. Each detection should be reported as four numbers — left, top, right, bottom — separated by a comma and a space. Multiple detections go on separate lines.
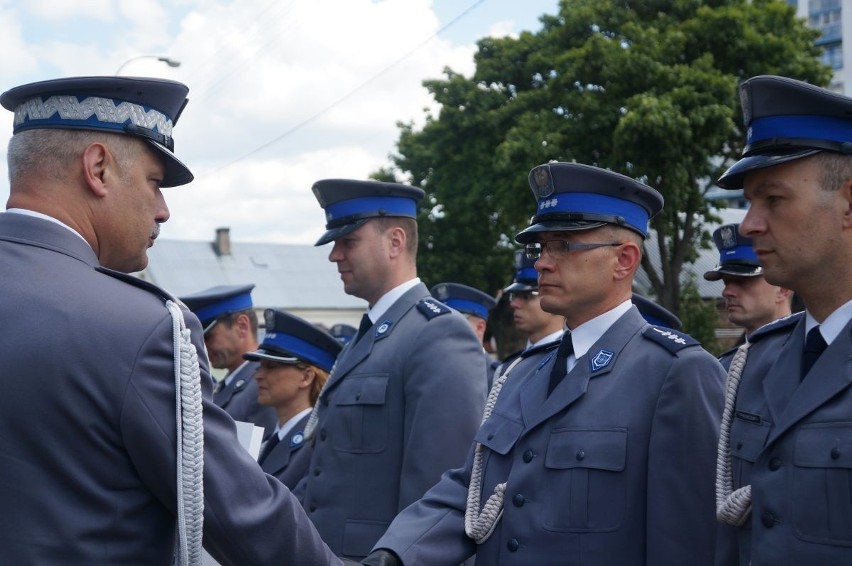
417, 297, 451, 320
95, 266, 176, 303
642, 325, 699, 353
748, 311, 804, 343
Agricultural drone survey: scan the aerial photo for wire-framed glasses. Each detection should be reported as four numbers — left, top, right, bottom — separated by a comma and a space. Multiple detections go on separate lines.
524, 240, 622, 260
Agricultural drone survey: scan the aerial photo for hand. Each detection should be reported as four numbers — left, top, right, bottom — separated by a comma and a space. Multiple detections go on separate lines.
361, 549, 402, 566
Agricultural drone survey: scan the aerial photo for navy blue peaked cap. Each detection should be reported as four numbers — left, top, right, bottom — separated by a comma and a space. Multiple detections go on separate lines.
704, 223, 762, 281
718, 75, 852, 190
180, 284, 255, 333
431, 282, 497, 320
312, 178, 424, 246
244, 309, 342, 372
515, 162, 663, 243
0, 76, 193, 187
503, 249, 539, 293
633, 293, 681, 330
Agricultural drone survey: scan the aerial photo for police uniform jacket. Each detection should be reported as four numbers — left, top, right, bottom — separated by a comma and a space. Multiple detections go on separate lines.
374, 306, 726, 565
260, 413, 312, 490
0, 213, 339, 565
716, 313, 852, 565
214, 360, 278, 437
295, 283, 488, 559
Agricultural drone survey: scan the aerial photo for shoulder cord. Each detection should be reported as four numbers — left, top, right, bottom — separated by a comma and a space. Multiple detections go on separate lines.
715, 341, 752, 526
464, 355, 524, 544
303, 357, 338, 441
167, 300, 205, 565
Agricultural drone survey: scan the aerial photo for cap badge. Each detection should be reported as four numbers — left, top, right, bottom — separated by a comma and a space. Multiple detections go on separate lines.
720, 226, 737, 249
531, 166, 554, 198
591, 350, 614, 372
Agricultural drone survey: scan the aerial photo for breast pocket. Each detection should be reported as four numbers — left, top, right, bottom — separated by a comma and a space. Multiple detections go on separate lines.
729, 414, 771, 489
542, 428, 627, 532
792, 423, 852, 546
331, 375, 389, 453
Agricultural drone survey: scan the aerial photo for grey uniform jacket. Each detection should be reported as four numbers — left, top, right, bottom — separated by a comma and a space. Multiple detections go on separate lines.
374, 307, 726, 565
214, 360, 277, 438
295, 284, 488, 559
716, 313, 852, 565
0, 213, 339, 565
261, 413, 312, 490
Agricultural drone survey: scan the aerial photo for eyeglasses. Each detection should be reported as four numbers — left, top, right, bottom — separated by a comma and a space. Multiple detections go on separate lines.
524, 240, 622, 260
508, 291, 539, 302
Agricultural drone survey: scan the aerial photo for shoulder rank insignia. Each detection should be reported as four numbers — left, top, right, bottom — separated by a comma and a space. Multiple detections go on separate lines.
417, 298, 451, 320
643, 326, 699, 353
95, 266, 176, 303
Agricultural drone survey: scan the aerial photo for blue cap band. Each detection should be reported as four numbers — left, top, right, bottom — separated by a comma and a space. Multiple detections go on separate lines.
325, 196, 417, 226
720, 244, 758, 263
536, 192, 650, 235
193, 293, 253, 325
748, 115, 852, 148
516, 267, 538, 283
264, 332, 337, 372
445, 298, 490, 319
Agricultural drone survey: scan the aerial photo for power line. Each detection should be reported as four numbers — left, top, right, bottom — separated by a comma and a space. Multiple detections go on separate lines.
203, 0, 488, 177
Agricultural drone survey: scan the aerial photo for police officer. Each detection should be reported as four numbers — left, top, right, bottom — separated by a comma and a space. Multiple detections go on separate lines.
0, 76, 339, 564
363, 162, 726, 565
714, 75, 852, 565
247, 309, 341, 490
296, 178, 488, 559
180, 283, 277, 436
431, 281, 498, 386
703, 223, 795, 369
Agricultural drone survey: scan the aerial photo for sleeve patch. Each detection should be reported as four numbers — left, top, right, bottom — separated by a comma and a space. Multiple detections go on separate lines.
417, 298, 451, 320
643, 326, 699, 353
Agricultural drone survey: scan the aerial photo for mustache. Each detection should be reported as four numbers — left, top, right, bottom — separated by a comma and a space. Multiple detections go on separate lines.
151, 224, 161, 239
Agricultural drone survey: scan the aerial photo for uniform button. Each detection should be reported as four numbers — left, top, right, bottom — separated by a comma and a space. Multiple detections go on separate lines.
507, 538, 520, 552
320, 429, 327, 441
576, 450, 585, 461
522, 450, 535, 463
313, 467, 322, 476
512, 494, 525, 507
355, 393, 361, 401
761, 511, 777, 528
736, 441, 743, 450
487, 433, 495, 440
309, 504, 316, 512
831, 447, 841, 460
768, 457, 782, 471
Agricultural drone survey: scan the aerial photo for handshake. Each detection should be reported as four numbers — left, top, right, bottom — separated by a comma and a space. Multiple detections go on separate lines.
340, 549, 401, 566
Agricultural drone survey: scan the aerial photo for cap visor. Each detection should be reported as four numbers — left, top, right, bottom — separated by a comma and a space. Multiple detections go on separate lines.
703, 265, 763, 281
243, 349, 301, 364
717, 149, 820, 190
314, 218, 369, 246
147, 140, 194, 187
503, 281, 538, 293
514, 220, 607, 244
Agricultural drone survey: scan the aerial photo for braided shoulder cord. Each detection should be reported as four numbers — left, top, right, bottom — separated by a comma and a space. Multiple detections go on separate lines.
464, 356, 524, 544
167, 300, 205, 565
715, 341, 752, 526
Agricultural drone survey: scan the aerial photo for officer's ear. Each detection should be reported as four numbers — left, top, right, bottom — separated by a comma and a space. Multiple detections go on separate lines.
841, 178, 852, 230
386, 225, 406, 259
81, 142, 111, 197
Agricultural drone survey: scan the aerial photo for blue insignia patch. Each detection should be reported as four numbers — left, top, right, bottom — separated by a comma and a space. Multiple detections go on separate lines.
290, 432, 304, 447
234, 379, 246, 390
374, 320, 394, 341
417, 298, 451, 320
590, 350, 614, 371
643, 326, 698, 353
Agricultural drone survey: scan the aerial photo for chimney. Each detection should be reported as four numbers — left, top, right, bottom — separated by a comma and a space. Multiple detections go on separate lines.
214, 227, 231, 256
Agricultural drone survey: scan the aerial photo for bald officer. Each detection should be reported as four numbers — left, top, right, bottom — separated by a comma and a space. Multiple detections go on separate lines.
180, 284, 277, 436
0, 76, 339, 564
296, 179, 488, 559
714, 76, 852, 565
364, 162, 726, 565
431, 281, 499, 387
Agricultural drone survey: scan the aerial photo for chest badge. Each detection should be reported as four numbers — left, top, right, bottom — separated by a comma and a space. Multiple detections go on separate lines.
590, 350, 614, 372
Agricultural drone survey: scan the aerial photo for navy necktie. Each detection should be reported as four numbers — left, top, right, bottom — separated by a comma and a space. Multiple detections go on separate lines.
801, 326, 828, 380
355, 313, 372, 343
547, 333, 574, 396
258, 433, 281, 465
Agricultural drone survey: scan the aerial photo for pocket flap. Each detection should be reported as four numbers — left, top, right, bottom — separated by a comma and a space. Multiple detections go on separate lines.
795, 423, 852, 468
545, 428, 626, 471
730, 417, 771, 463
474, 413, 524, 455
334, 375, 388, 406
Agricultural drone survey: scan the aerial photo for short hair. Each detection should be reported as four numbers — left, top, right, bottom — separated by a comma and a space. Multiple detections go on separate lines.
7, 129, 140, 185
815, 152, 852, 192
372, 216, 418, 257
219, 308, 259, 338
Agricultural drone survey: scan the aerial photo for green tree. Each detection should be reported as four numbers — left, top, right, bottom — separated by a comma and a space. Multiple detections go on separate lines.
377, 0, 830, 317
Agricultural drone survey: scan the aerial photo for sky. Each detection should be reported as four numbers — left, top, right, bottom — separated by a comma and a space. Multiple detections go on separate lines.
0, 0, 559, 245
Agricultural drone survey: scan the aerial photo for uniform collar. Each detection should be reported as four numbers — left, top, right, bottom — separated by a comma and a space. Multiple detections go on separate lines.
366, 277, 421, 323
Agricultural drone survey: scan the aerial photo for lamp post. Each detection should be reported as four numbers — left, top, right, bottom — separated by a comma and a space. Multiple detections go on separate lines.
116, 55, 181, 75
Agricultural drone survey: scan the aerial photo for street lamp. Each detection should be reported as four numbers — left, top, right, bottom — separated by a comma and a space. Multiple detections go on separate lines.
116, 55, 181, 75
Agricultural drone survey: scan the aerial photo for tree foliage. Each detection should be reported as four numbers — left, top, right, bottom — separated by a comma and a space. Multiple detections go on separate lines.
377, 0, 830, 320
